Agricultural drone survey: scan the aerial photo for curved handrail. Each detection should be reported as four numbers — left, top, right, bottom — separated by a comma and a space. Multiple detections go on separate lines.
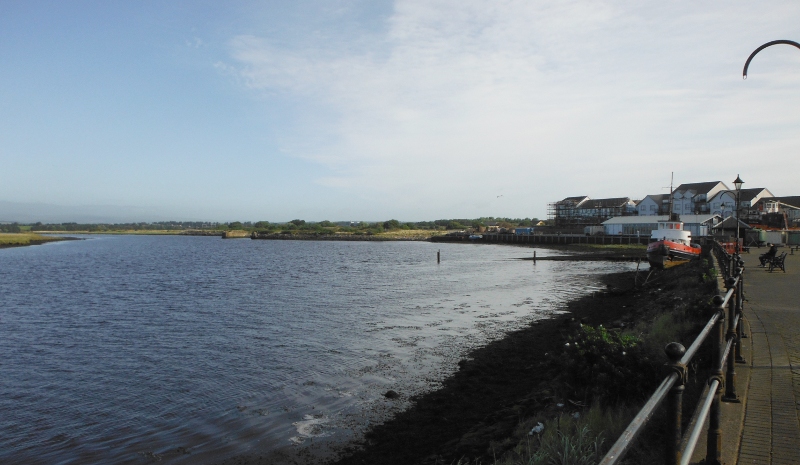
681, 309, 723, 365
743, 39, 800, 79
680, 379, 721, 465
601, 241, 742, 465
599, 373, 680, 465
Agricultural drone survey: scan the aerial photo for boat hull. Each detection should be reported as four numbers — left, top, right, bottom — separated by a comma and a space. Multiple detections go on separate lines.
646, 240, 701, 268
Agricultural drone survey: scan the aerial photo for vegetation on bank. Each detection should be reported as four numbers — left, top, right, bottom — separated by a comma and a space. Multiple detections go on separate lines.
0, 233, 66, 247
3, 217, 544, 235
488, 258, 718, 465
331, 257, 719, 465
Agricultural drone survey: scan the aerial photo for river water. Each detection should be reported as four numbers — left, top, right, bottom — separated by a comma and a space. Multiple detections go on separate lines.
0, 235, 635, 464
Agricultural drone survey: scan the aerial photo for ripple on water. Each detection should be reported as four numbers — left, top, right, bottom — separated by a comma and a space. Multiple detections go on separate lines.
0, 237, 636, 463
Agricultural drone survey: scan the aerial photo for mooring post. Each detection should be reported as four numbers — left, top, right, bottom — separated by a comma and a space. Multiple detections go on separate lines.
707, 295, 725, 464
665, 342, 687, 465
723, 278, 739, 402
437, 250, 440, 263
533, 250, 536, 263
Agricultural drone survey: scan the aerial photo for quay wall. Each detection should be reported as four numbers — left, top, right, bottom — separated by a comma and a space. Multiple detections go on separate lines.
431, 233, 652, 246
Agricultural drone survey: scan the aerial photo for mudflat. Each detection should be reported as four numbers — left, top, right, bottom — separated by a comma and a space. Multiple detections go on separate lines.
325, 270, 638, 465
325, 257, 712, 465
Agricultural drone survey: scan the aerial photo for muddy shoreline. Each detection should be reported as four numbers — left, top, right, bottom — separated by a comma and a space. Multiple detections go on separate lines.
215, 261, 651, 465
325, 269, 643, 465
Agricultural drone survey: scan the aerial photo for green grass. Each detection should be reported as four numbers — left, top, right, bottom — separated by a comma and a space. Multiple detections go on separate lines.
482, 259, 716, 465
493, 405, 640, 465
0, 233, 62, 246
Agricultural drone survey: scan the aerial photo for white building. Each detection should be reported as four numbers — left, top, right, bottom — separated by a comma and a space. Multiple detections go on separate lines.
670, 182, 729, 216
636, 194, 671, 216
708, 188, 773, 219
602, 214, 721, 237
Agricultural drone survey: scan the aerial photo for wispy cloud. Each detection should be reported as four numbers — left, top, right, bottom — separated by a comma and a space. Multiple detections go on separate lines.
222, 0, 800, 217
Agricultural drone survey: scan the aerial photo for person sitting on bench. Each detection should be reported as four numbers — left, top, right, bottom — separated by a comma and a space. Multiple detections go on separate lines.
759, 243, 778, 266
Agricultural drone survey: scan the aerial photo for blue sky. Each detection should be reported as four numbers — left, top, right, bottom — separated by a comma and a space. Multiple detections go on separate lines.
2, 1, 799, 223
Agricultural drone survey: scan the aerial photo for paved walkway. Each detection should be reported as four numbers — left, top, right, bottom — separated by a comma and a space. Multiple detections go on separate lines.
737, 249, 800, 464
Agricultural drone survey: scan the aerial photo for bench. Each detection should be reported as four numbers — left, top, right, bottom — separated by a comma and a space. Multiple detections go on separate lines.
768, 252, 788, 273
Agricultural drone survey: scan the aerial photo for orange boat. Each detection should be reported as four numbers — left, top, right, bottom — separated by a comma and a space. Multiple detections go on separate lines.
646, 219, 702, 268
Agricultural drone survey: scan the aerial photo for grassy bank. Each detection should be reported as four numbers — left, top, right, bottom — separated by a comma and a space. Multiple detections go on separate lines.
0, 233, 70, 248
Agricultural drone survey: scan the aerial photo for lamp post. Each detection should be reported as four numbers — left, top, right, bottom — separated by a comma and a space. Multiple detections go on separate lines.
733, 175, 744, 255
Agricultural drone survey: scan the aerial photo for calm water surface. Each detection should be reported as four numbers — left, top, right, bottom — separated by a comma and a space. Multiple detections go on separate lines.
0, 236, 634, 464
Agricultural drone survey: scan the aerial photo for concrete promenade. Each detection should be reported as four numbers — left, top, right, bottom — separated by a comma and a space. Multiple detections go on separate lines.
737, 249, 800, 464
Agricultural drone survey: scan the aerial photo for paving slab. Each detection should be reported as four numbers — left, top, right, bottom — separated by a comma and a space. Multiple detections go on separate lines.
736, 250, 800, 465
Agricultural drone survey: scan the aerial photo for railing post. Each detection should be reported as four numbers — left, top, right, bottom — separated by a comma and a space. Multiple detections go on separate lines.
665, 342, 687, 465
723, 277, 739, 403
707, 295, 725, 465
736, 264, 747, 363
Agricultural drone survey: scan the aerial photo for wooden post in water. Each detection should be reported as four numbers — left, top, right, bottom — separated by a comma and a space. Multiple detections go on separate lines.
533, 250, 536, 263
437, 250, 440, 263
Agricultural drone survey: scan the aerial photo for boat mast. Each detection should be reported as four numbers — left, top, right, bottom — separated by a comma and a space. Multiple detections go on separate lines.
667, 172, 677, 221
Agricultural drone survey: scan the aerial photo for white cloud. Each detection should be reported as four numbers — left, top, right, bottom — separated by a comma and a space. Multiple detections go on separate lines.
223, 0, 800, 218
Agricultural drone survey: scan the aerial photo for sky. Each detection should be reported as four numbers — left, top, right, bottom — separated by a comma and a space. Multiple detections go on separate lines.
1, 1, 799, 223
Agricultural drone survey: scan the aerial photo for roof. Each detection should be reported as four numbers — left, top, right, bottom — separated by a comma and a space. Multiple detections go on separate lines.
602, 216, 667, 225
712, 217, 753, 230
602, 214, 719, 225
714, 188, 772, 202
772, 196, 800, 208
556, 196, 589, 205
674, 214, 721, 224
738, 188, 772, 202
638, 194, 670, 205
673, 181, 727, 195
581, 197, 632, 208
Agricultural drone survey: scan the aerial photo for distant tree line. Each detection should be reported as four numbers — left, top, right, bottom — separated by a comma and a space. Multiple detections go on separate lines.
28, 221, 224, 232
244, 217, 541, 234
0, 223, 23, 233
9, 217, 540, 234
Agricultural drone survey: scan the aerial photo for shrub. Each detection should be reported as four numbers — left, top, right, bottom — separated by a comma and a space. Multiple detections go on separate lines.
556, 325, 659, 405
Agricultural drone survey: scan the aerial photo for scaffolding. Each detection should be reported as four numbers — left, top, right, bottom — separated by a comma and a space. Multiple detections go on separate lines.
548, 197, 635, 228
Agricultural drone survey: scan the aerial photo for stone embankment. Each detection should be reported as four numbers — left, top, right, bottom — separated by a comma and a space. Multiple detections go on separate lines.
180, 230, 225, 237
222, 230, 250, 239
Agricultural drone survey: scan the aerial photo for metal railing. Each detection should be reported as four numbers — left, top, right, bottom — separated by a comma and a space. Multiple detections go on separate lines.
600, 242, 745, 465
